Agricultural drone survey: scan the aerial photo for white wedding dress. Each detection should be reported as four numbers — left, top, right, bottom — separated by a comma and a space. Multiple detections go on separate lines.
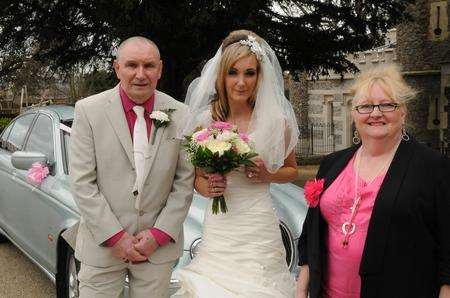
172, 170, 295, 298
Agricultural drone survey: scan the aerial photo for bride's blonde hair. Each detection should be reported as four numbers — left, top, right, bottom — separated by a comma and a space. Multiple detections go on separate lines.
211, 29, 262, 121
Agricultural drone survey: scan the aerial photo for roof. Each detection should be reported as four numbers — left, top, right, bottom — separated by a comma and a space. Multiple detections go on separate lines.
26, 105, 74, 122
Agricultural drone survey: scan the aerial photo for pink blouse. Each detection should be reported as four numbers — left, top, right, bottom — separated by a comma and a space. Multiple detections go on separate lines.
319, 155, 386, 298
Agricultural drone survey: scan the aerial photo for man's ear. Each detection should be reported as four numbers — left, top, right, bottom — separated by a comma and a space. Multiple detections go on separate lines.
113, 60, 120, 80
157, 60, 163, 80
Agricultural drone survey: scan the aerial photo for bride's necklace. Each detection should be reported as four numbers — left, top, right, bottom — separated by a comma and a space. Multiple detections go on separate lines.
341, 146, 395, 247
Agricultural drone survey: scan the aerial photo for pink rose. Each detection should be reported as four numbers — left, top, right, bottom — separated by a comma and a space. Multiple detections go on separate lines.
27, 162, 49, 186
210, 121, 233, 131
194, 130, 210, 142
304, 178, 325, 208
239, 132, 249, 143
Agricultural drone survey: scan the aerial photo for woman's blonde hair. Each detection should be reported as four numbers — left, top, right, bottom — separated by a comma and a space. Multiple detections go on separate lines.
351, 64, 417, 110
211, 29, 262, 121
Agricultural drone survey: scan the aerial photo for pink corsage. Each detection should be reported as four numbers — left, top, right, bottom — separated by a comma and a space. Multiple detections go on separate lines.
304, 178, 325, 208
27, 162, 49, 186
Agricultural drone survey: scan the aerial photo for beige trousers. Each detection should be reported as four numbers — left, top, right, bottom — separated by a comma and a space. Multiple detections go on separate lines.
78, 260, 175, 298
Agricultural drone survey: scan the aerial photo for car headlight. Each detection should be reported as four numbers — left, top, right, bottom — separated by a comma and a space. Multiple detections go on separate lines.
189, 238, 202, 259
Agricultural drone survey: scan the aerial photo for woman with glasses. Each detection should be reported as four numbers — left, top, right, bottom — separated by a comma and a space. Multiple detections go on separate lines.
296, 64, 450, 298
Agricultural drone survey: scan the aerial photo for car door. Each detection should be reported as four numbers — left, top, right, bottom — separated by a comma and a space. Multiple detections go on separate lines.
0, 113, 37, 245
9, 112, 62, 270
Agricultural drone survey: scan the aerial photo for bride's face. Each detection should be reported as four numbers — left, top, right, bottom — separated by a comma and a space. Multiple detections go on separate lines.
225, 55, 258, 105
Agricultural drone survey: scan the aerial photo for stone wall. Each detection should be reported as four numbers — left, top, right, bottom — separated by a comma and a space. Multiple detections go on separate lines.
397, 0, 450, 71
404, 74, 441, 146
396, 0, 450, 151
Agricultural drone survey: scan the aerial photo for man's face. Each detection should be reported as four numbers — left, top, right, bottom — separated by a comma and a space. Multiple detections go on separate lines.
114, 41, 162, 104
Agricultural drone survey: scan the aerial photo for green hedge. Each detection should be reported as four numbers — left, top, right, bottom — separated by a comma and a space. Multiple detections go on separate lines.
0, 117, 12, 132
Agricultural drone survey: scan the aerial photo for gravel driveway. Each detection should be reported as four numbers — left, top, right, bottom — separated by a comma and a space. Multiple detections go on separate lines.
0, 242, 55, 298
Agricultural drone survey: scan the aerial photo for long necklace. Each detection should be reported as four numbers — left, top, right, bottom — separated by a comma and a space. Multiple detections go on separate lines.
341, 146, 393, 247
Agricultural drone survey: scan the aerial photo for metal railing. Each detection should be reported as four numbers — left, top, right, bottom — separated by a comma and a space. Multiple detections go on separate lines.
297, 122, 335, 157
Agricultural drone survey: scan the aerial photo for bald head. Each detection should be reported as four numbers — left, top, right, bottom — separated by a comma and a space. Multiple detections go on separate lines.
116, 36, 160, 61
113, 36, 163, 104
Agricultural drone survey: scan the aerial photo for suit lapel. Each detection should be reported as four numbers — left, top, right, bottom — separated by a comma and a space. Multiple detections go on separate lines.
359, 140, 415, 275
104, 87, 134, 166
141, 93, 169, 185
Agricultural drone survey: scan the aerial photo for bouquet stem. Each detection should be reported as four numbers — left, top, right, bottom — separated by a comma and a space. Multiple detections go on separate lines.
151, 128, 158, 145
212, 195, 227, 214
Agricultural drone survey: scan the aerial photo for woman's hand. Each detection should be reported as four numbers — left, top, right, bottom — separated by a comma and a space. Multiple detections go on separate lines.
245, 158, 271, 183
205, 173, 227, 198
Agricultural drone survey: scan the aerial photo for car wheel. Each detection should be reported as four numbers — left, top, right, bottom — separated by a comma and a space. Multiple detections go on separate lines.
56, 243, 80, 298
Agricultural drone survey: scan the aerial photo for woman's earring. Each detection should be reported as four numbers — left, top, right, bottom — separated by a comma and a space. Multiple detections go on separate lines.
401, 126, 410, 141
352, 130, 361, 144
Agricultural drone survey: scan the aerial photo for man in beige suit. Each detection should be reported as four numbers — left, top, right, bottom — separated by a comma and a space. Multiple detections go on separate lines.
69, 36, 194, 297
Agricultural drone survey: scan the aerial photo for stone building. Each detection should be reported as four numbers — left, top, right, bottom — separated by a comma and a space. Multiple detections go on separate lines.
288, 0, 449, 156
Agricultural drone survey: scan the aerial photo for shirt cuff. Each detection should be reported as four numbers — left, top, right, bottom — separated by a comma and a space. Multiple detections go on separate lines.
150, 228, 171, 246
105, 230, 125, 247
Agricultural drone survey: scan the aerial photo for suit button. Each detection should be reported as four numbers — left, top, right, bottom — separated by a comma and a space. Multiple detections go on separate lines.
139, 210, 145, 216
133, 190, 138, 196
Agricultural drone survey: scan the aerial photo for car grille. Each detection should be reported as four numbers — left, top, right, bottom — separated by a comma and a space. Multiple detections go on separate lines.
279, 222, 295, 271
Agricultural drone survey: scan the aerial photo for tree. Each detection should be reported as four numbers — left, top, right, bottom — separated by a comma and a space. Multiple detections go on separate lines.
0, 0, 413, 99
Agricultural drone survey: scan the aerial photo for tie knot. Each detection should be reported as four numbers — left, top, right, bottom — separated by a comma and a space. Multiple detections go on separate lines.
133, 105, 145, 118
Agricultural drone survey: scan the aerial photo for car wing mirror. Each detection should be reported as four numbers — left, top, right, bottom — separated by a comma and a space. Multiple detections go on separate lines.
11, 151, 48, 171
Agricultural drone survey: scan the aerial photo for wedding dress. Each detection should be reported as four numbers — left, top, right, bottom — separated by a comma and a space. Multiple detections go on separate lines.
172, 169, 295, 298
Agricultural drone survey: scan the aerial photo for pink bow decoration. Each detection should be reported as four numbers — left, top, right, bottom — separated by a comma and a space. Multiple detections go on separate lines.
27, 162, 49, 185
304, 178, 325, 208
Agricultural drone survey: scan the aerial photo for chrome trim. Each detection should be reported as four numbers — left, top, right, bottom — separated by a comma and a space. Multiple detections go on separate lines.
0, 227, 56, 283
279, 221, 295, 271
189, 238, 202, 259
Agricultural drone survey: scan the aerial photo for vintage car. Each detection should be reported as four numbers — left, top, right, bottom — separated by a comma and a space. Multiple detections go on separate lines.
0, 105, 307, 297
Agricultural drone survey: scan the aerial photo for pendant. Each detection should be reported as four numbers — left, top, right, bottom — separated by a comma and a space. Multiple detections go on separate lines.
341, 222, 355, 248
341, 221, 355, 235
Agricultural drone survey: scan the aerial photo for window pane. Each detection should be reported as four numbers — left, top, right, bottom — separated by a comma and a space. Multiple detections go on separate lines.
7, 114, 35, 152
25, 114, 54, 162
0, 122, 14, 149
63, 132, 70, 174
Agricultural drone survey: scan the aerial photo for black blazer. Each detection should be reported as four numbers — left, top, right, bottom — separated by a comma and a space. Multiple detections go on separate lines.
298, 139, 450, 298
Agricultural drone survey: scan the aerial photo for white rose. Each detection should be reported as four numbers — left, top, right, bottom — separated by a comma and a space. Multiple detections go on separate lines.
235, 139, 250, 154
206, 140, 231, 156
150, 111, 170, 122
216, 130, 237, 142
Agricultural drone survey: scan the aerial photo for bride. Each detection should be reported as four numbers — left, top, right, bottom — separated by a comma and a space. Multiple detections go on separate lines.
173, 29, 299, 297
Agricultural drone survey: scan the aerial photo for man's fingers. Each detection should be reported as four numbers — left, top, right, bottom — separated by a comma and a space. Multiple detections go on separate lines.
127, 248, 147, 261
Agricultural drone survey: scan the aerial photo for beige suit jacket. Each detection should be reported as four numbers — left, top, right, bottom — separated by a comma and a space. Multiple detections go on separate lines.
69, 85, 194, 267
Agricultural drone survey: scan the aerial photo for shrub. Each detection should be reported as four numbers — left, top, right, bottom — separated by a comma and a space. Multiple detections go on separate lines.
0, 117, 12, 133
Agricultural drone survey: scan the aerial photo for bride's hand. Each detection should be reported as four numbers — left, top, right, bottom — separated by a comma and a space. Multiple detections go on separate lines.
245, 158, 271, 183
205, 173, 227, 198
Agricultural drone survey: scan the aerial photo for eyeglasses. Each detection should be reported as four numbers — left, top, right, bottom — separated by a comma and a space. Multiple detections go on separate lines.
353, 103, 400, 114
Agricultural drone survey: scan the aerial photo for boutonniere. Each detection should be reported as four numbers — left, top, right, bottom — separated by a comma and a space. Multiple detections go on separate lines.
149, 109, 175, 145
304, 178, 325, 208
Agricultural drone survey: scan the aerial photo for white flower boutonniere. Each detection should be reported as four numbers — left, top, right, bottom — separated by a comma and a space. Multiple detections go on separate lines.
149, 109, 175, 144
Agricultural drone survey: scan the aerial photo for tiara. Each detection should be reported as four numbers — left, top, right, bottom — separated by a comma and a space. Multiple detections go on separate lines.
239, 36, 265, 61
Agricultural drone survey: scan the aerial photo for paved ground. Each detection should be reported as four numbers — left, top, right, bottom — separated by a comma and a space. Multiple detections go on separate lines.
0, 242, 55, 298
0, 164, 319, 298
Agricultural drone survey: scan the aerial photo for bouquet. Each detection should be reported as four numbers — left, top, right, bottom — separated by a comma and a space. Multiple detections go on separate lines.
184, 121, 258, 214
